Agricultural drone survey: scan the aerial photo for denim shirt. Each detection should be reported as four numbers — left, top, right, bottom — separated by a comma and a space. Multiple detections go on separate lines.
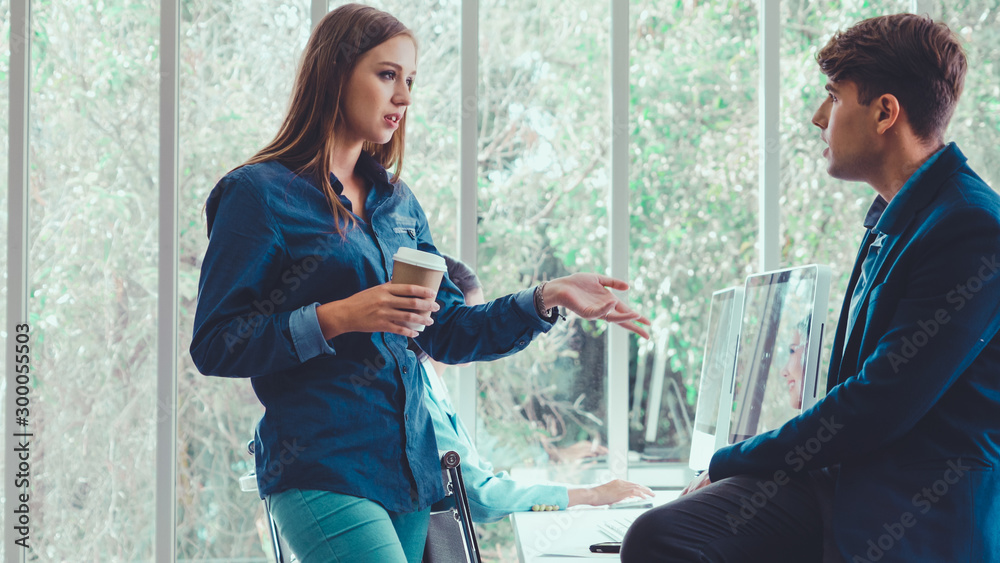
190, 153, 554, 513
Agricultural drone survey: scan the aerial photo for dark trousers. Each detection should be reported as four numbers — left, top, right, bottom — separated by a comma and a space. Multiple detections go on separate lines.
620, 469, 838, 563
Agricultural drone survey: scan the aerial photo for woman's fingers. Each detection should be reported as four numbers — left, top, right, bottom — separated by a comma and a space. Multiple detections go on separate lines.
402, 310, 434, 328
389, 294, 439, 313
616, 320, 651, 340
385, 283, 437, 299
594, 274, 630, 292
604, 306, 641, 322
601, 303, 651, 339
384, 321, 421, 338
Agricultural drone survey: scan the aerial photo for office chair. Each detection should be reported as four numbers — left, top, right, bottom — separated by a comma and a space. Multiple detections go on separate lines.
242, 443, 479, 563
423, 450, 483, 563
242, 440, 296, 563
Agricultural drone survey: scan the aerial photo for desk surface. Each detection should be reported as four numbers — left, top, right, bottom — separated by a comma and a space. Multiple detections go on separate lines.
510, 490, 682, 562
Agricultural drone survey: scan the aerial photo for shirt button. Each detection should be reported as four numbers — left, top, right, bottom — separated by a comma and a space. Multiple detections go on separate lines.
404, 414, 409, 422
518, 340, 526, 347
402, 366, 408, 374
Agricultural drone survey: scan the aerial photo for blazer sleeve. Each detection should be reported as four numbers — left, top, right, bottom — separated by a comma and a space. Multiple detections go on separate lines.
710, 205, 1000, 480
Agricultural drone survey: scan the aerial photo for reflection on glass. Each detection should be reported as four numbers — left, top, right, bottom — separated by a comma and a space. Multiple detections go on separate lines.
730, 267, 818, 443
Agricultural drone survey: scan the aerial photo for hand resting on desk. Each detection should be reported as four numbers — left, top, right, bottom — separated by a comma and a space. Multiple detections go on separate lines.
568, 479, 654, 507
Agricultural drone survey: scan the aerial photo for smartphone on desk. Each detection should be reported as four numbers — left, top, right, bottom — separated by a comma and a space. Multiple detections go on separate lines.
609, 499, 654, 510
589, 541, 621, 554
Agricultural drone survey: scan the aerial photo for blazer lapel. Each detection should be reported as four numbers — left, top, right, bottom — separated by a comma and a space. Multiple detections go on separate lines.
833, 144, 970, 387
829, 230, 873, 390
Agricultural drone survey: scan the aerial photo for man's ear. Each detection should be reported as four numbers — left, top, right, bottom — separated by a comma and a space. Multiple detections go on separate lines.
874, 93, 901, 135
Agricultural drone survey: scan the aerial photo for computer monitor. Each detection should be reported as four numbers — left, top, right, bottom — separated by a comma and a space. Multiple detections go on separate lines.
689, 287, 744, 472
728, 264, 831, 445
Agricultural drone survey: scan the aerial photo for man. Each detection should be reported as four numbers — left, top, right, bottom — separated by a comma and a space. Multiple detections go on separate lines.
622, 13, 1000, 563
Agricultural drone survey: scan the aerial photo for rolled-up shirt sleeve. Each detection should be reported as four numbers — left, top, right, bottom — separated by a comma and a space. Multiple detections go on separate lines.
289, 302, 337, 361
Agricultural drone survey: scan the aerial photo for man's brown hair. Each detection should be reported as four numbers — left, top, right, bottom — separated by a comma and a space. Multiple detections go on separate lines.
817, 13, 967, 142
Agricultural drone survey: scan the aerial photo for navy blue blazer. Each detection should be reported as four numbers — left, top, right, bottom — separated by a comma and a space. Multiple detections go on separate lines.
710, 143, 1000, 562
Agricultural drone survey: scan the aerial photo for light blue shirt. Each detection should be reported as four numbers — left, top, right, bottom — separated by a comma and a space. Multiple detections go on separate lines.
420, 358, 569, 523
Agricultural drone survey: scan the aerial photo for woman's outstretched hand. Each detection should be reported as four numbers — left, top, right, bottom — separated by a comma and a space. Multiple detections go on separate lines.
542, 273, 651, 339
316, 282, 439, 339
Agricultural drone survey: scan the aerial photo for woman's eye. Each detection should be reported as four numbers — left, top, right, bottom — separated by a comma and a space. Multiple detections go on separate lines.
406, 77, 414, 89
381, 71, 396, 80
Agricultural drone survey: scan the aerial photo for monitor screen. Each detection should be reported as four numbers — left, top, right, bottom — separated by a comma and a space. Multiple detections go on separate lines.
688, 286, 744, 471
693, 288, 741, 436
729, 265, 830, 444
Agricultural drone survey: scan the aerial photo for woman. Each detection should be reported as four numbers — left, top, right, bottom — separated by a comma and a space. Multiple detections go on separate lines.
189, 4, 648, 562
420, 255, 653, 523
778, 317, 810, 410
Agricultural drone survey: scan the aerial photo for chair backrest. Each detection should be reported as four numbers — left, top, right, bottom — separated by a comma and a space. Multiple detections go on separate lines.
246, 440, 297, 563
423, 450, 482, 563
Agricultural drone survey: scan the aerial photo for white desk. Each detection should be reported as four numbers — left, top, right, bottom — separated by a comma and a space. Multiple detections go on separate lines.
510, 490, 682, 562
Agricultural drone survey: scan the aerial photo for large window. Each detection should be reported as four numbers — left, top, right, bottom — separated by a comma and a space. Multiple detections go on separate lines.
627, 0, 759, 466
3, 1, 999, 562
177, 2, 309, 559
476, 0, 612, 476
21, 1, 160, 559
0, 0, 9, 546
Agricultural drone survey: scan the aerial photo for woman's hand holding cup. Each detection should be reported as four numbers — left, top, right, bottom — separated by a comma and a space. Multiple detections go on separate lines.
317, 282, 439, 339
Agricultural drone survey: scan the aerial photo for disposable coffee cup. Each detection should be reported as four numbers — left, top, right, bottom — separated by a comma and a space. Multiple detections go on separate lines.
391, 248, 447, 331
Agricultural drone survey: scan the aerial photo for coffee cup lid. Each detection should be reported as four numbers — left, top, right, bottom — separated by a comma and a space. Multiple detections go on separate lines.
393, 247, 447, 271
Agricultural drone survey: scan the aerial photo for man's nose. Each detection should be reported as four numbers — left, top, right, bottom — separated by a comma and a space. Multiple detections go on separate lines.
811, 100, 829, 129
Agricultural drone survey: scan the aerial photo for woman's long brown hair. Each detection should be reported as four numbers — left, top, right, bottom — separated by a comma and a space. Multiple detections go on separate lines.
241, 3, 415, 232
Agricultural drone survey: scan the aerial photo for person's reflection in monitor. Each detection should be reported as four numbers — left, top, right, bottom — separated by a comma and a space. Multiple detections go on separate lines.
779, 317, 810, 410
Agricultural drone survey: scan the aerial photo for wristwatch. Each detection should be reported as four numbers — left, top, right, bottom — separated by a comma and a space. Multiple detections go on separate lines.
533, 282, 560, 322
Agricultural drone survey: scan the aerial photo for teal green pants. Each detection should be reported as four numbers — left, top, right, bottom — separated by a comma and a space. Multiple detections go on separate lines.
268, 488, 430, 563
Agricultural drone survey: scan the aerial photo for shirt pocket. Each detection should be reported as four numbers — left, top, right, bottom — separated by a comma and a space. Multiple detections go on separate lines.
393, 226, 417, 240
390, 222, 419, 253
